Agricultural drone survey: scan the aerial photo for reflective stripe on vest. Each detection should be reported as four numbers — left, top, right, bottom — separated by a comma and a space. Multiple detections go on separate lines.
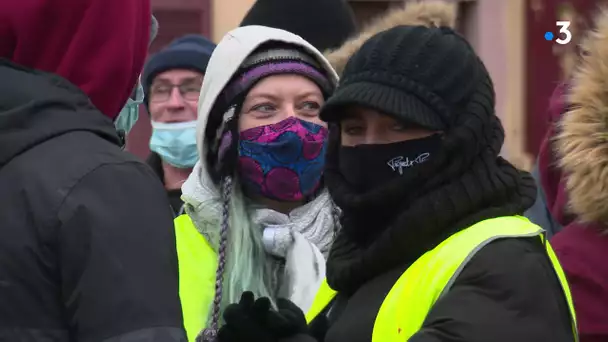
174, 214, 217, 342
306, 216, 578, 341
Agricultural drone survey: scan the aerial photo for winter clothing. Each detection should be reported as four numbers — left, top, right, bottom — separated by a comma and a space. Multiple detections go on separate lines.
0, 60, 185, 341
218, 47, 333, 121
0, 1, 186, 341
0, 1, 150, 120
313, 4, 575, 339
239, 0, 357, 53
217, 292, 308, 342
218, 2, 577, 342
321, 21, 482, 131
142, 34, 216, 102
175, 25, 339, 341
523, 82, 570, 236
552, 9, 608, 341
323, 0, 456, 75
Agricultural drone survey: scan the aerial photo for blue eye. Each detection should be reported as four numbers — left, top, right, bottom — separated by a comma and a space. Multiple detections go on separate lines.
252, 104, 276, 112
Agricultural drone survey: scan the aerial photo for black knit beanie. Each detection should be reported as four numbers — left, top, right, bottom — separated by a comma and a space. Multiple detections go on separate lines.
142, 34, 216, 105
320, 25, 487, 131
239, 0, 357, 52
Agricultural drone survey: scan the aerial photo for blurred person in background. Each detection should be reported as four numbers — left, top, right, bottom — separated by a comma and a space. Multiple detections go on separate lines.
552, 8, 608, 342
524, 3, 587, 239
524, 82, 569, 237
239, 0, 357, 53
142, 34, 216, 216
175, 25, 339, 341
213, 2, 578, 342
0, 2, 186, 341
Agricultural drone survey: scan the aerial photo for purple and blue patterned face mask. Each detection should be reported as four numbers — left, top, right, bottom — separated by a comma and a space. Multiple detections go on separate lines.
237, 117, 328, 202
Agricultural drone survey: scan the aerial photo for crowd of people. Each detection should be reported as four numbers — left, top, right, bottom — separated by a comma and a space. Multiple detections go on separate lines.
1, 0, 607, 341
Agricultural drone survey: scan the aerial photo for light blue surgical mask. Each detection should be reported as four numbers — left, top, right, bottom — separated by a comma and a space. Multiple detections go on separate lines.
115, 82, 144, 135
149, 120, 199, 168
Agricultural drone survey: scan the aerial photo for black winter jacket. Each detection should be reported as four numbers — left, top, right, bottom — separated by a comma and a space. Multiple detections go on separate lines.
0, 60, 186, 341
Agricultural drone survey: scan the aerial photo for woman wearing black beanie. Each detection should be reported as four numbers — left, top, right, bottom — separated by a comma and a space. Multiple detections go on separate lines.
215, 2, 578, 342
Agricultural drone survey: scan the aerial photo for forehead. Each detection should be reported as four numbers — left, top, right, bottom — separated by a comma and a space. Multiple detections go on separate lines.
153, 69, 203, 84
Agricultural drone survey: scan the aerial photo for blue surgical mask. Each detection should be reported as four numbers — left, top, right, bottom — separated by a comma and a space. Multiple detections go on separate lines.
115, 82, 144, 135
149, 120, 199, 168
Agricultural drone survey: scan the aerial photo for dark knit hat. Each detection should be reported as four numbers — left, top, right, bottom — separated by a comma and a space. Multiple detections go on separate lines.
239, 0, 357, 52
142, 34, 216, 101
320, 25, 487, 131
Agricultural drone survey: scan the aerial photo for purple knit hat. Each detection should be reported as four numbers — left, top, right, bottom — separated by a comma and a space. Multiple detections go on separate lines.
220, 46, 333, 108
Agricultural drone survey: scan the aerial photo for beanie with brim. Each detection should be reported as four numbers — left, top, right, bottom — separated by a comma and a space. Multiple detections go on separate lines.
320, 81, 445, 131
319, 25, 487, 132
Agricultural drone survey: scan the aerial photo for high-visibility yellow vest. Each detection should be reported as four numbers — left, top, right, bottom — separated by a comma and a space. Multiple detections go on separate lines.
174, 214, 217, 342
306, 216, 578, 342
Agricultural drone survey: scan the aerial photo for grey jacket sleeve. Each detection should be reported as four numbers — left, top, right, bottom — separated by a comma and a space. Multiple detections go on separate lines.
523, 160, 562, 238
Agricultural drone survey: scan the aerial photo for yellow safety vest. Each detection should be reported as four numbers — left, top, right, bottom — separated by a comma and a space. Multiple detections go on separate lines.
305, 216, 578, 342
174, 214, 217, 342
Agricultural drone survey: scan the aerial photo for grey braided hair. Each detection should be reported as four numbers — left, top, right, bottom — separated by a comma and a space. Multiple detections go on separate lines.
198, 176, 233, 342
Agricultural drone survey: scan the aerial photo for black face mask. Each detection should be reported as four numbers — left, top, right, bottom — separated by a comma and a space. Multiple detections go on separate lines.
338, 134, 442, 193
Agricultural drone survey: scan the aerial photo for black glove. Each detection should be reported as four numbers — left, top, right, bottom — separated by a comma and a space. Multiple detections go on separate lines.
217, 293, 310, 342
265, 298, 308, 337
217, 291, 276, 342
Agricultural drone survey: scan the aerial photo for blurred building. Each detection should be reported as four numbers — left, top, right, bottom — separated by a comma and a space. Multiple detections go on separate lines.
126, 0, 601, 172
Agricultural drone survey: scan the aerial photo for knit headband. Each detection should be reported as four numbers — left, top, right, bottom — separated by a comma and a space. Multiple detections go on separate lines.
221, 48, 332, 106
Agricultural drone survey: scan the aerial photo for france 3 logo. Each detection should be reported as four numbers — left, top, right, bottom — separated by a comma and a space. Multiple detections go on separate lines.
544, 21, 572, 45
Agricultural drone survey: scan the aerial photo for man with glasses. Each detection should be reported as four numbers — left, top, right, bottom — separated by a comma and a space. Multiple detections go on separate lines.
142, 34, 215, 216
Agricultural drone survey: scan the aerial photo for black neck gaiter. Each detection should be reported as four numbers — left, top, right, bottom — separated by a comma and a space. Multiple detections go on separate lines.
324, 114, 537, 295
338, 134, 442, 193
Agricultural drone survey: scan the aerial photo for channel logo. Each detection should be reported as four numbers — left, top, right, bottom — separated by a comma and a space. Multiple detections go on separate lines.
544, 21, 572, 44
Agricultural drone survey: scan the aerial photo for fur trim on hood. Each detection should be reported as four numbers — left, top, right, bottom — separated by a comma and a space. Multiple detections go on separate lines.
556, 8, 608, 227
324, 0, 457, 75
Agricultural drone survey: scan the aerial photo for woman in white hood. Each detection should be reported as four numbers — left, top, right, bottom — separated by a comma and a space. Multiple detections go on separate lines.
174, 25, 339, 341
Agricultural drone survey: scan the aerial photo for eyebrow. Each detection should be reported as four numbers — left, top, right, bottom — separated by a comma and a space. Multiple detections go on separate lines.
246, 90, 322, 101
245, 93, 281, 102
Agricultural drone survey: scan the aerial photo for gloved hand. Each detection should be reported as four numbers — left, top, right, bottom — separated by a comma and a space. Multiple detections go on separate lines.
217, 292, 310, 342
267, 298, 308, 337
217, 291, 275, 342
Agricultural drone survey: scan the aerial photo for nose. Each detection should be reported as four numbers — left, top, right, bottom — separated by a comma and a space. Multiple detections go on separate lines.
362, 127, 390, 145
285, 105, 298, 119
166, 87, 186, 109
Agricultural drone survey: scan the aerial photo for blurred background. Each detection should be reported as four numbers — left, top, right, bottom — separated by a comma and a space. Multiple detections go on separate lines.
127, 0, 602, 171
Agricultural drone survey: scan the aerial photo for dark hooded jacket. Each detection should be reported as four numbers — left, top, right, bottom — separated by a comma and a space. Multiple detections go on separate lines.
551, 9, 608, 341
289, 2, 576, 342
0, 1, 185, 341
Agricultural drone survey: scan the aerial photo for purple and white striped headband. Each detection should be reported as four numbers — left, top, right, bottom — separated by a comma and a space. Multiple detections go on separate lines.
222, 48, 332, 105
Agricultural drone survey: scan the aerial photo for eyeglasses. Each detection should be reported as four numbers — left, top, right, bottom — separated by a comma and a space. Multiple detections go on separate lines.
149, 82, 202, 102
